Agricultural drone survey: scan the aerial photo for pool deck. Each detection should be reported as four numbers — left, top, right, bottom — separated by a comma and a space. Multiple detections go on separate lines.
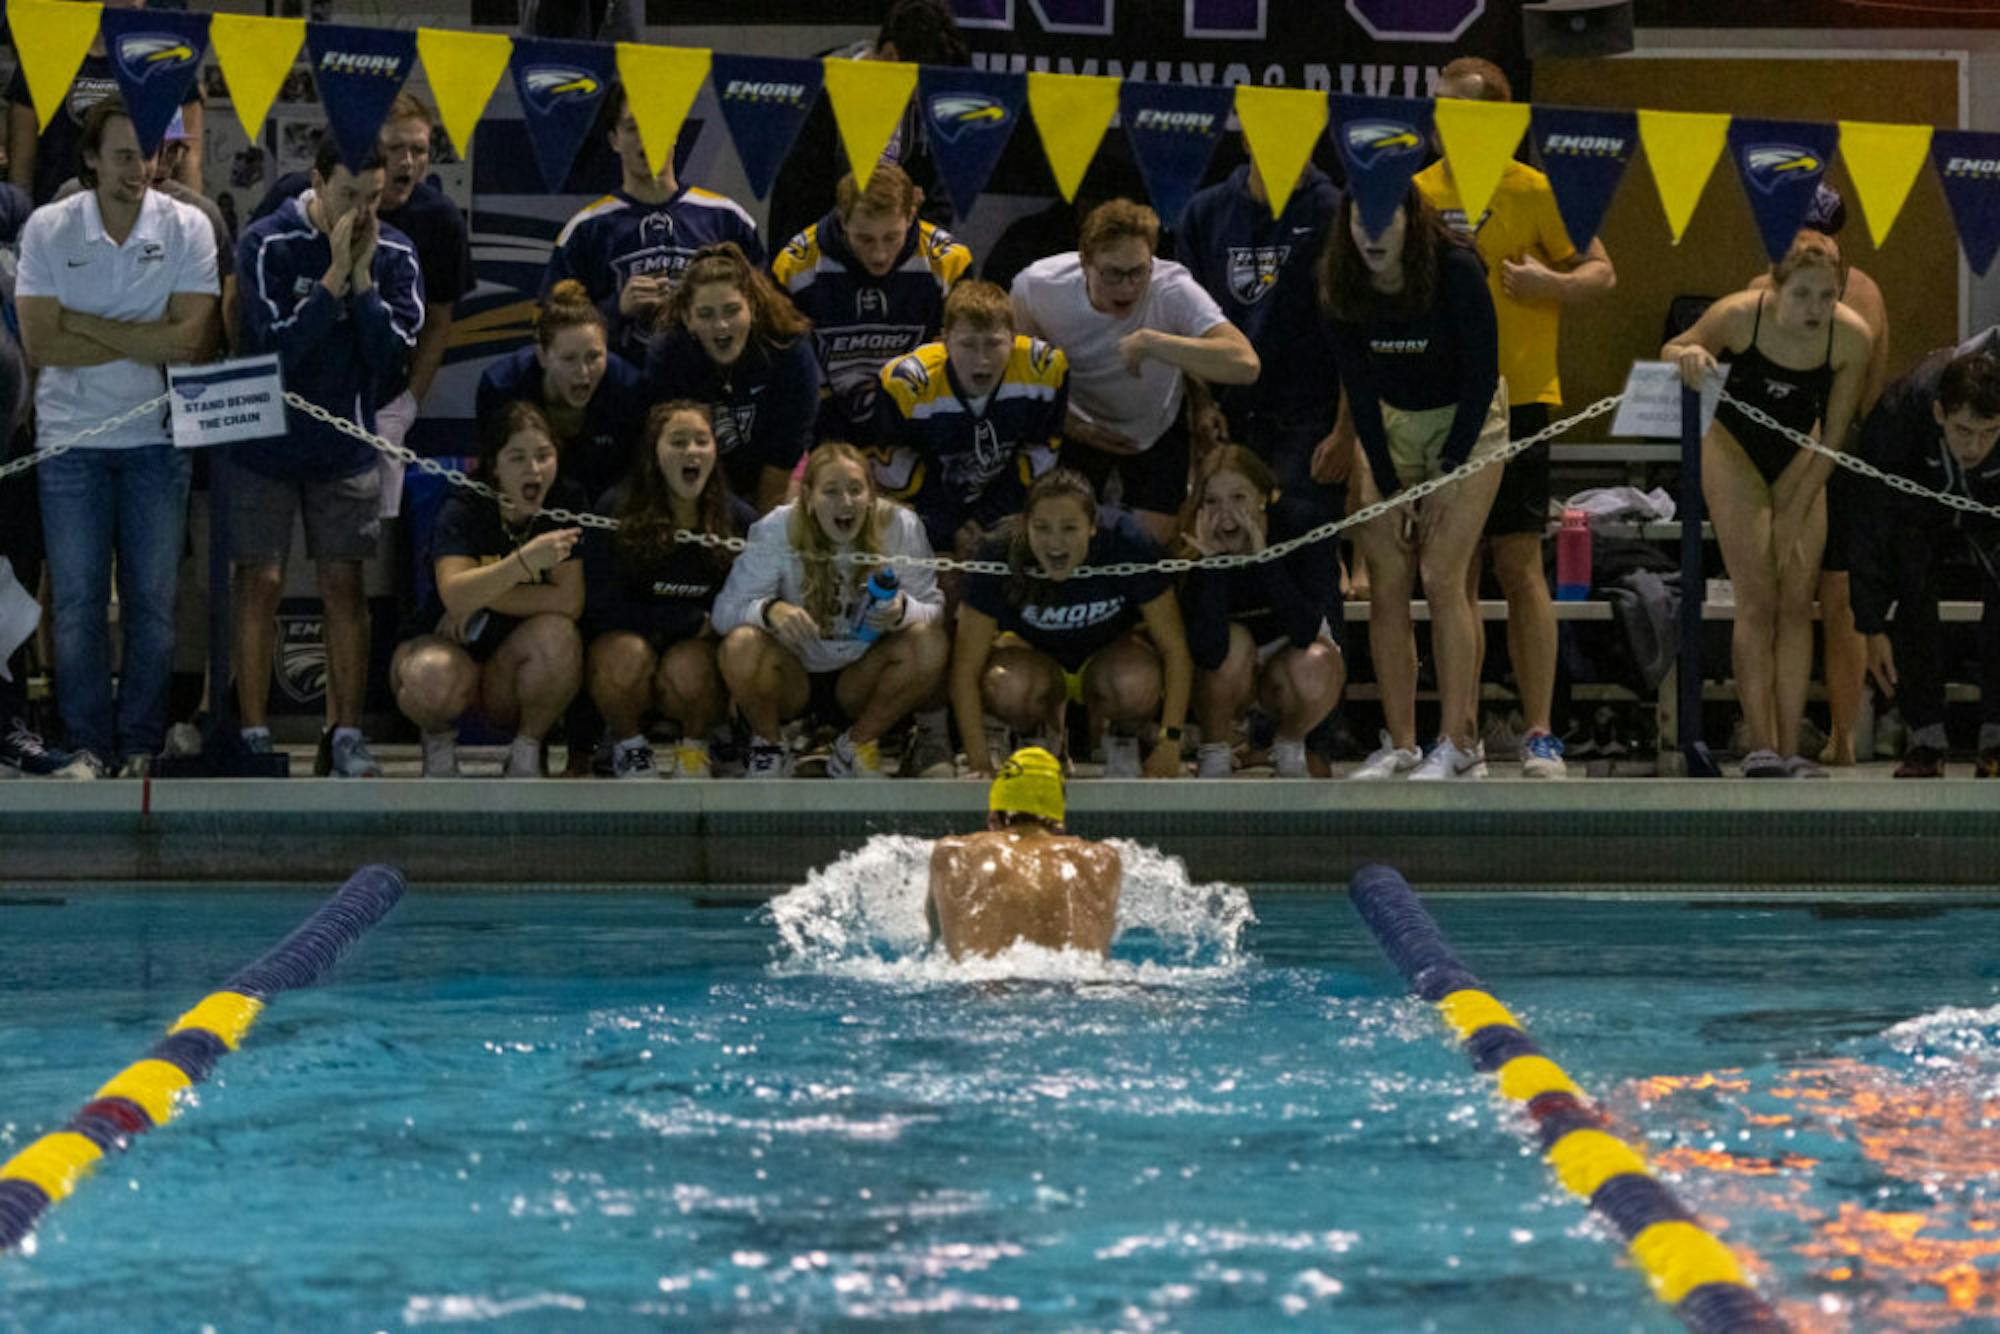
2, 748, 1995, 894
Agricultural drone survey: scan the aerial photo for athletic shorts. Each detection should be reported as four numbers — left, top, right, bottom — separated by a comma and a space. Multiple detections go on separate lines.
1484, 402, 1554, 538
1067, 414, 1193, 517
223, 459, 382, 563
1383, 382, 1511, 491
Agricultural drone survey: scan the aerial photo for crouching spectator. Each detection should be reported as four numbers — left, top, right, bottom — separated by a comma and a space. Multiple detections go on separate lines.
585, 402, 754, 778
391, 402, 583, 777
712, 442, 947, 777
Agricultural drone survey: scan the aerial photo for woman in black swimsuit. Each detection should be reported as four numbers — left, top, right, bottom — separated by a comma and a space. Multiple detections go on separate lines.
1663, 231, 1872, 777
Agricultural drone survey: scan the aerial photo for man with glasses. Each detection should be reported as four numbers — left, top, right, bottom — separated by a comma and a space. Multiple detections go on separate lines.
1009, 199, 1259, 543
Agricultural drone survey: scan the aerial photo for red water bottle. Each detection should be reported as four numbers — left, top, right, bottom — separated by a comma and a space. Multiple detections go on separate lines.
1555, 508, 1591, 601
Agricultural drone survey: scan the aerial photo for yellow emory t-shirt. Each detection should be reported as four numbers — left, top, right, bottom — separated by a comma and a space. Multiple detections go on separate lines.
1415, 159, 1577, 408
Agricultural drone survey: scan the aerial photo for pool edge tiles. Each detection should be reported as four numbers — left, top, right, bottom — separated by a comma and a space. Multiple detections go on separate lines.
2, 778, 1998, 890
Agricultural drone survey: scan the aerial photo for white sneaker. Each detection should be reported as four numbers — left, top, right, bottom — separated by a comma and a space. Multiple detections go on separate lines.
744, 737, 792, 779
421, 730, 461, 778
1520, 731, 1567, 780
1101, 734, 1141, 778
1349, 731, 1422, 781
1272, 738, 1309, 779
503, 736, 544, 778
611, 740, 657, 779
1410, 736, 1488, 781
1196, 741, 1232, 778
827, 730, 883, 778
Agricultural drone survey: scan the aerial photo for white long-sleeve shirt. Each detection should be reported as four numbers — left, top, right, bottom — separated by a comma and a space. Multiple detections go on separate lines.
712, 500, 944, 673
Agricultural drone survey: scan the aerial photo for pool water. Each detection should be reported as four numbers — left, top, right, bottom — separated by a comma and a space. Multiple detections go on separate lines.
2, 844, 1998, 1332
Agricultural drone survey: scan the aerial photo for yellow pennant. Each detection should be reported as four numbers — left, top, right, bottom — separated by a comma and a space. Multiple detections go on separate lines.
1027, 71, 1119, 203
416, 27, 511, 159
1233, 86, 1329, 218
210, 14, 306, 143
822, 58, 918, 193
9, 0, 103, 132
617, 44, 713, 180
1638, 109, 1731, 244
1839, 120, 1934, 249
1434, 97, 1531, 226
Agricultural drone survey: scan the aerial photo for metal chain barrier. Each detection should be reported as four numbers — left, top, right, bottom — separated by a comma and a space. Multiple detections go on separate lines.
284, 388, 1625, 580
0, 393, 176, 484
1715, 387, 2000, 522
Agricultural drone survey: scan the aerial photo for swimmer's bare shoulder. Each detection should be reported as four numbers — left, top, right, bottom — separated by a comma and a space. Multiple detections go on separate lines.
927, 829, 1123, 958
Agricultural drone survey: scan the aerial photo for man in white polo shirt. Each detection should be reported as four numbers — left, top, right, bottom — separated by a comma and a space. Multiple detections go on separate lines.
1009, 198, 1259, 542
15, 97, 220, 777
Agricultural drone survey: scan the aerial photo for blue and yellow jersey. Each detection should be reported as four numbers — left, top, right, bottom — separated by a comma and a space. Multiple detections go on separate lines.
772, 210, 972, 444
541, 186, 765, 362
870, 335, 1067, 546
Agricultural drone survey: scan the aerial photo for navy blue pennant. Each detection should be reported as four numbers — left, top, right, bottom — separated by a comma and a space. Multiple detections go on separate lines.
1729, 117, 1839, 264
1528, 105, 1636, 254
1119, 81, 1231, 227
711, 54, 822, 200
918, 66, 1026, 220
306, 24, 417, 174
509, 37, 618, 194
1333, 95, 1433, 239
1933, 130, 2000, 276
100, 8, 209, 159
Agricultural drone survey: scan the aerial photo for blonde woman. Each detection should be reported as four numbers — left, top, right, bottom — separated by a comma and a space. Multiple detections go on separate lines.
712, 443, 948, 777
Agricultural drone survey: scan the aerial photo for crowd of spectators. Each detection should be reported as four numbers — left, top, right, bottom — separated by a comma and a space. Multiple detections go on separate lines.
3, 6, 1998, 784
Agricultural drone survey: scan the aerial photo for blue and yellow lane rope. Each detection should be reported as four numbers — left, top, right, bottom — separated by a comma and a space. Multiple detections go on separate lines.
0, 864, 407, 1254
1349, 864, 1787, 1334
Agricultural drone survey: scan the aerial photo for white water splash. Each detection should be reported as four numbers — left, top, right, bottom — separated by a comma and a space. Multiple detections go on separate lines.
766, 834, 1254, 984
1881, 1002, 2000, 1070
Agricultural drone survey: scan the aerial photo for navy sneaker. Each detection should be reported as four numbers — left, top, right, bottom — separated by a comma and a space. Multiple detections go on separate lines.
0, 717, 92, 778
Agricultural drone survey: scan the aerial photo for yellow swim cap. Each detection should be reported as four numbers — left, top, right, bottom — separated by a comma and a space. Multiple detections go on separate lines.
989, 746, 1065, 824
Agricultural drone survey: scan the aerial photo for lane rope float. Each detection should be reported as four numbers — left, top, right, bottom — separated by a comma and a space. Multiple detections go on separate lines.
0, 863, 408, 1254
1348, 863, 1787, 1334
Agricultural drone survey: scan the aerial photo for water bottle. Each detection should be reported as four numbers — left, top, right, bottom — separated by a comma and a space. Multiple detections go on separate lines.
1555, 509, 1592, 602
853, 567, 900, 643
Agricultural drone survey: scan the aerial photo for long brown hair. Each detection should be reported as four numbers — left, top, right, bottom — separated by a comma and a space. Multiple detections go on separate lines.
658, 241, 810, 345
1175, 445, 1276, 559
789, 442, 893, 628
613, 401, 738, 580
1001, 468, 1097, 609
1317, 183, 1455, 324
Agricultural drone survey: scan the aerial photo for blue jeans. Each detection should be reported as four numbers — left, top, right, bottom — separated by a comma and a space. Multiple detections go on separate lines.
37, 445, 191, 759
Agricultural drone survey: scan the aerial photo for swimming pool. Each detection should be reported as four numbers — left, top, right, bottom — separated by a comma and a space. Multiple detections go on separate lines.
3, 844, 1996, 1330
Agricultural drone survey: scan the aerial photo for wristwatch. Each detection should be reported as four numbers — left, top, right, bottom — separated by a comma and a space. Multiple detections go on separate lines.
1160, 725, 1184, 743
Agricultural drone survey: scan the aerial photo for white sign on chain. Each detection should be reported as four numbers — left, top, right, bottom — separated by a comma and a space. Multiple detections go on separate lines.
1611, 361, 1722, 441
169, 355, 287, 448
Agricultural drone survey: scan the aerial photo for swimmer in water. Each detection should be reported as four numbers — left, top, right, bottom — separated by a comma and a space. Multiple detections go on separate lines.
925, 747, 1123, 959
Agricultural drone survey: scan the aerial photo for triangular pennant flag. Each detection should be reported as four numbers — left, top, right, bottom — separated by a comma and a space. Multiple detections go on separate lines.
417, 27, 511, 159
1839, 120, 1933, 249
617, 44, 713, 182
1529, 105, 1636, 254
918, 65, 1024, 220
1434, 96, 1530, 229
1932, 131, 2000, 276
822, 58, 918, 193
507, 37, 617, 192
1233, 86, 1329, 219
305, 23, 417, 173
99, 8, 209, 157
1728, 117, 1839, 263
1027, 71, 1119, 204
1119, 81, 1231, 226
8, 0, 103, 133
1637, 109, 1730, 244
210, 14, 305, 143
1333, 95, 1433, 239
712, 54, 822, 200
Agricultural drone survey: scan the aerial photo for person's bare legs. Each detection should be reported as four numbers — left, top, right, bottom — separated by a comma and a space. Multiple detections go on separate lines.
835, 622, 950, 745
588, 632, 657, 739
1489, 532, 1557, 737
232, 561, 285, 728
1818, 570, 1865, 765
717, 626, 810, 741
1416, 467, 1504, 749
481, 614, 583, 742
317, 560, 368, 732
1772, 489, 1828, 762
1704, 431, 1783, 756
